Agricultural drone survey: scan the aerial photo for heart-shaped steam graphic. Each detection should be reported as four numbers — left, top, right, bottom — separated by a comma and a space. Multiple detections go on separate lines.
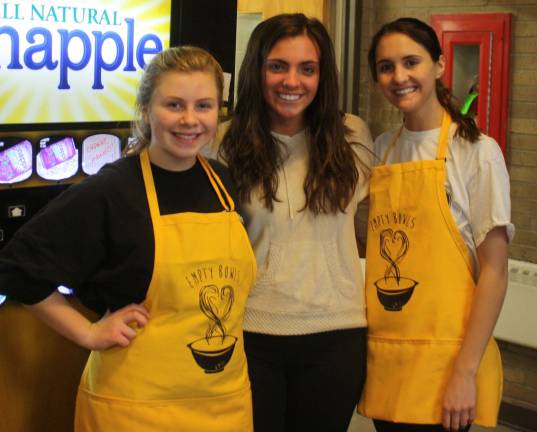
379, 229, 409, 282
199, 285, 234, 342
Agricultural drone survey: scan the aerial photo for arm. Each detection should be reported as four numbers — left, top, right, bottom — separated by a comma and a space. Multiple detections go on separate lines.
354, 199, 369, 258
442, 225, 508, 430
347, 114, 375, 258
28, 290, 149, 350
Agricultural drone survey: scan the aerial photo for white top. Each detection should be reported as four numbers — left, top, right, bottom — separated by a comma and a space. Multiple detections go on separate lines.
209, 114, 373, 335
374, 124, 515, 277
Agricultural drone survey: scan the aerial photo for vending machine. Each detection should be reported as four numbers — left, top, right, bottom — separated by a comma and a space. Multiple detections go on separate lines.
0, 0, 237, 271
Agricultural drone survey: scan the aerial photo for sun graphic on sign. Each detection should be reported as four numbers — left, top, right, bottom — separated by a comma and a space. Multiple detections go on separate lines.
0, 0, 171, 124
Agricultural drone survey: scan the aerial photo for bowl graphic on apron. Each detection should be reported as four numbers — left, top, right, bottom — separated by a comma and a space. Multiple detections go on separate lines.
375, 276, 418, 311
375, 229, 418, 311
188, 335, 238, 373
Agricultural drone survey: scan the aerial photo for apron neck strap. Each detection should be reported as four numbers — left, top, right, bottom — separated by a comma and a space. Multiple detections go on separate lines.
140, 149, 236, 216
197, 154, 235, 212
436, 111, 452, 161
382, 110, 453, 164
382, 126, 403, 164
140, 148, 162, 221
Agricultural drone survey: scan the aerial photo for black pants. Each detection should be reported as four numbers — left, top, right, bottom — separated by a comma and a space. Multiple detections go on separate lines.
244, 328, 367, 432
373, 419, 472, 431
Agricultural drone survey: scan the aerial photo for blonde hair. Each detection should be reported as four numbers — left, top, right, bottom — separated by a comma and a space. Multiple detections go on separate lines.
130, 46, 224, 152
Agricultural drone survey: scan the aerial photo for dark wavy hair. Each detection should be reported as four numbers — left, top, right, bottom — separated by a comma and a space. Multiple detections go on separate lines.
219, 13, 361, 214
368, 17, 480, 142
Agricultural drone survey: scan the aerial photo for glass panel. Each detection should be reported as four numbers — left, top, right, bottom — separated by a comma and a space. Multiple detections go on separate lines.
36, 136, 79, 181
81, 134, 121, 175
0, 139, 33, 184
234, 13, 263, 106
452, 44, 480, 119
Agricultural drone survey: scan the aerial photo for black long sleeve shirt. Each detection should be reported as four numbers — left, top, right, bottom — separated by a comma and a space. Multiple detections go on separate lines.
0, 155, 242, 315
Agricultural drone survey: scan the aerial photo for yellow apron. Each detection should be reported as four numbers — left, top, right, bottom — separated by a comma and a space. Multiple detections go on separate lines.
358, 113, 502, 426
75, 149, 256, 431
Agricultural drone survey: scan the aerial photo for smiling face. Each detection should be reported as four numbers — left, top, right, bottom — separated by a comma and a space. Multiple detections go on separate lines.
146, 71, 218, 171
375, 32, 445, 128
262, 34, 320, 135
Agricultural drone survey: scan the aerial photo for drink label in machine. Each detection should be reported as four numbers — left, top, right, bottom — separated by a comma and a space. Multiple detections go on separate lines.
0, 139, 33, 184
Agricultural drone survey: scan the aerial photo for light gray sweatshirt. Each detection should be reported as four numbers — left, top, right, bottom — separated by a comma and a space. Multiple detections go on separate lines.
210, 114, 373, 335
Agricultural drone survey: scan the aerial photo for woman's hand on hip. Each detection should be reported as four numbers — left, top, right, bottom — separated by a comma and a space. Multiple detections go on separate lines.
87, 304, 150, 350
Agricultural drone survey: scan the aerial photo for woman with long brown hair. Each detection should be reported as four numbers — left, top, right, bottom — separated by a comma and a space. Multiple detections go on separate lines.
214, 13, 373, 431
359, 17, 513, 432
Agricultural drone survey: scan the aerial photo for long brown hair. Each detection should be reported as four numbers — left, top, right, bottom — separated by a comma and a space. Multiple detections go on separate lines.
368, 17, 480, 142
220, 13, 361, 214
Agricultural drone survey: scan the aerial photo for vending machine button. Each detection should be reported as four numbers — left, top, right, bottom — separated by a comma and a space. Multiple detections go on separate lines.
8, 205, 26, 218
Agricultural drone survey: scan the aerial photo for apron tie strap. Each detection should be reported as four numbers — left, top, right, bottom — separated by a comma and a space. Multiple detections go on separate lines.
198, 155, 235, 212
436, 111, 452, 161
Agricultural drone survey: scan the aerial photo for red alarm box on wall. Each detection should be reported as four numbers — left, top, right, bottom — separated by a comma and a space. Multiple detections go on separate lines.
431, 13, 512, 156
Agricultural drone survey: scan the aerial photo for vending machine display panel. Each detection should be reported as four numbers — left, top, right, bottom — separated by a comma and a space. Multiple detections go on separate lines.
82, 134, 122, 175
0, 138, 33, 184
36, 136, 79, 181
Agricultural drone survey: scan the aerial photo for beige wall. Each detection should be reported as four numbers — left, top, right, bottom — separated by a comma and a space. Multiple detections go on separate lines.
359, 0, 537, 265
237, 0, 325, 20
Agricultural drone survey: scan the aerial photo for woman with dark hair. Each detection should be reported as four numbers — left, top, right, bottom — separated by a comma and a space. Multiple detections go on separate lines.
358, 17, 514, 432
212, 13, 373, 432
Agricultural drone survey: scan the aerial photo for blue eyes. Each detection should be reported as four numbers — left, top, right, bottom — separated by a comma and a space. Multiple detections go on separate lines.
197, 102, 214, 110
167, 102, 214, 111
